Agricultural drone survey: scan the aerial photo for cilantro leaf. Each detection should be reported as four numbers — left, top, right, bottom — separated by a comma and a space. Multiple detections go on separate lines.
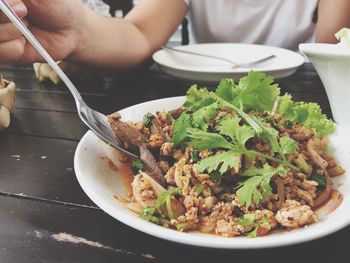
235, 125, 256, 148
280, 136, 297, 155
187, 128, 234, 151
196, 150, 241, 175
215, 78, 235, 102
216, 116, 241, 142
276, 93, 294, 119
184, 85, 215, 111
253, 116, 281, 153
216, 116, 255, 153
236, 164, 286, 207
191, 103, 219, 130
172, 112, 192, 147
232, 72, 280, 112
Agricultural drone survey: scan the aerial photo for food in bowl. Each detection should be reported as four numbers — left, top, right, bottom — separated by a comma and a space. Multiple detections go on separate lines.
108, 72, 344, 237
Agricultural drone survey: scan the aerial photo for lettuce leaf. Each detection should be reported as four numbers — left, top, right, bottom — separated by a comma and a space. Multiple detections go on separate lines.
277, 99, 335, 137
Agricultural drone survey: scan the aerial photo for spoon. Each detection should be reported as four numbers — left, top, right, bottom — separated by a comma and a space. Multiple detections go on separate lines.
162, 46, 276, 68
0, 0, 138, 159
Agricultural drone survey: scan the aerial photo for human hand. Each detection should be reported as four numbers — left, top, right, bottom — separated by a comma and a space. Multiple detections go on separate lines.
0, 0, 86, 64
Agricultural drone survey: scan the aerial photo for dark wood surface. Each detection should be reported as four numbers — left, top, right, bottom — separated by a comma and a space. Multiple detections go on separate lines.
0, 63, 345, 263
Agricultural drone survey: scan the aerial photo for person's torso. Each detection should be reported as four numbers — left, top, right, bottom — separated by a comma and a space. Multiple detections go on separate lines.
187, 0, 319, 50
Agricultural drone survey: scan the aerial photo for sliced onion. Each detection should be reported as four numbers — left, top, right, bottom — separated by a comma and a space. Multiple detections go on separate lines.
315, 190, 343, 219
174, 156, 188, 189
307, 139, 328, 169
313, 171, 333, 208
139, 171, 167, 196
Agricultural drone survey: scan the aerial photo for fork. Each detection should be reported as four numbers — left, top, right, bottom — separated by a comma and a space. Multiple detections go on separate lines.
0, 0, 138, 159
162, 46, 276, 68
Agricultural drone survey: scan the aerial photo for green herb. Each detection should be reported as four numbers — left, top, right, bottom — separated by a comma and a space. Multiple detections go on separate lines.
293, 103, 334, 137
310, 172, 327, 187
190, 150, 200, 163
277, 94, 294, 119
187, 128, 235, 151
247, 215, 271, 238
276, 94, 335, 137
280, 136, 297, 155
155, 187, 180, 220
294, 154, 312, 175
188, 124, 298, 171
248, 227, 258, 238
194, 184, 204, 196
142, 113, 154, 128
236, 164, 286, 207
191, 103, 219, 130
215, 72, 280, 112
140, 207, 169, 227
176, 222, 189, 231
236, 213, 255, 227
232, 72, 280, 112
209, 171, 222, 181
172, 113, 192, 147
216, 116, 255, 148
131, 160, 143, 174
252, 117, 298, 169
197, 150, 241, 175
184, 85, 215, 111
140, 188, 180, 224
215, 78, 235, 102
210, 93, 263, 134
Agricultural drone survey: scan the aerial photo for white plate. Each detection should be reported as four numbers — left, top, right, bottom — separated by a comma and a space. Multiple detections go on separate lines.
153, 44, 305, 83
74, 97, 350, 249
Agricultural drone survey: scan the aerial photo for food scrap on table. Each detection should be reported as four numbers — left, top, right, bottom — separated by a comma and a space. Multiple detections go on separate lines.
0, 74, 15, 129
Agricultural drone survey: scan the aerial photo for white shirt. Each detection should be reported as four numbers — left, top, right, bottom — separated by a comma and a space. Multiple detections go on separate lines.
184, 0, 318, 50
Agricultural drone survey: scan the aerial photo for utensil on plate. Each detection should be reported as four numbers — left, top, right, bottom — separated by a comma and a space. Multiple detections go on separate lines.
0, 0, 138, 159
162, 46, 276, 68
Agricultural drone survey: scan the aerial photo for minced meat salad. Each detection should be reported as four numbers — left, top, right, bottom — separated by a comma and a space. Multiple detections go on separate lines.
108, 72, 344, 238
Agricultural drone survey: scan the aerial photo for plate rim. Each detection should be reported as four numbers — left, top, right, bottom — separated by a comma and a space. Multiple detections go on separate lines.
74, 96, 350, 249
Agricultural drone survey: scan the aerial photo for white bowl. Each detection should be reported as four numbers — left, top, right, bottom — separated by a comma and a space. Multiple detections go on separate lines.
74, 97, 350, 249
299, 43, 350, 131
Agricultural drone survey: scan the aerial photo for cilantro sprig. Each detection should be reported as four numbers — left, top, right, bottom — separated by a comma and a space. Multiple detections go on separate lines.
236, 164, 286, 207
140, 187, 180, 225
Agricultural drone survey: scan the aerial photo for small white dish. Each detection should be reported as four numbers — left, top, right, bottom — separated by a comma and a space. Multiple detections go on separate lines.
299, 43, 350, 131
153, 44, 305, 83
74, 97, 350, 249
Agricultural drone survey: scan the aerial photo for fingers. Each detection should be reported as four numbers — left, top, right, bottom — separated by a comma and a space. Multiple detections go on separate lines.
0, 0, 27, 22
0, 0, 28, 63
0, 19, 28, 42
0, 37, 25, 63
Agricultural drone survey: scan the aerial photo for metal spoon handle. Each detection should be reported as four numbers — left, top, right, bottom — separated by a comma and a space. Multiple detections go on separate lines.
162, 46, 276, 68
162, 46, 236, 65
0, 0, 83, 106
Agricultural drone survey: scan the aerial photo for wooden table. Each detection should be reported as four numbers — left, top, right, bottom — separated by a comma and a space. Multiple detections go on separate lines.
0, 63, 346, 263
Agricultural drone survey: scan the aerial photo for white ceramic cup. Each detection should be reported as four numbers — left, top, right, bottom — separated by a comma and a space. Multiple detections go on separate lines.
299, 43, 350, 130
